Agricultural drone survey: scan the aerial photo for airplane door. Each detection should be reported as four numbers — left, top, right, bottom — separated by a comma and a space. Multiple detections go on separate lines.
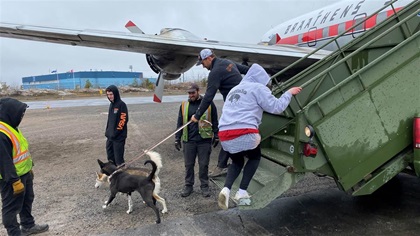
352, 13, 368, 38
306, 26, 317, 47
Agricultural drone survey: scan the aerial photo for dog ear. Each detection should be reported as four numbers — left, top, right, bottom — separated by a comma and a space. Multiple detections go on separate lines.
97, 159, 105, 168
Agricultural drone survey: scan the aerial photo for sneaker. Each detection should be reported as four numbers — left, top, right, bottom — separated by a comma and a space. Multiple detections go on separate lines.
234, 190, 251, 205
21, 224, 49, 236
181, 186, 193, 197
218, 187, 230, 210
201, 187, 211, 198
234, 190, 251, 201
209, 166, 228, 178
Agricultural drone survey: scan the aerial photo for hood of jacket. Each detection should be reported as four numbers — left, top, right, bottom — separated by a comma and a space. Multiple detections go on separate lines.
0, 98, 27, 129
241, 64, 270, 86
106, 85, 121, 103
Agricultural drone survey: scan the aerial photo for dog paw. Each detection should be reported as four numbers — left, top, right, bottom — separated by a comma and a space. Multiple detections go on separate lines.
161, 209, 168, 214
126, 210, 132, 214
102, 205, 107, 209
104, 200, 108, 204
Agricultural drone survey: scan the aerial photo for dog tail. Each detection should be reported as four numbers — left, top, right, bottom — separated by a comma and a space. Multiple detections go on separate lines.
144, 160, 157, 182
146, 151, 162, 175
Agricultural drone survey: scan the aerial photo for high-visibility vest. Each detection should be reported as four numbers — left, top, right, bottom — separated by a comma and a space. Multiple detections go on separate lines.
181, 101, 213, 142
0, 122, 33, 179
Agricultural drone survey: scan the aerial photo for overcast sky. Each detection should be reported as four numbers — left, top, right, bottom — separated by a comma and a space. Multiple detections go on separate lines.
0, 0, 337, 87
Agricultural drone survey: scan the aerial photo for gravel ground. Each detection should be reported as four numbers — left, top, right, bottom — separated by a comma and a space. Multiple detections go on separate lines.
0, 99, 336, 235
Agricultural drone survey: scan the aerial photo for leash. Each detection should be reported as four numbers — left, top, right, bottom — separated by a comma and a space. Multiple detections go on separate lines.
108, 120, 193, 179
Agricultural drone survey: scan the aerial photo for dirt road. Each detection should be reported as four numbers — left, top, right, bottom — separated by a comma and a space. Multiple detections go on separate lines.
0, 99, 336, 235
0, 100, 221, 235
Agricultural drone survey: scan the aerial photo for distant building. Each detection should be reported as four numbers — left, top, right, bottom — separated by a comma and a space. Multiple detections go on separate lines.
22, 71, 156, 90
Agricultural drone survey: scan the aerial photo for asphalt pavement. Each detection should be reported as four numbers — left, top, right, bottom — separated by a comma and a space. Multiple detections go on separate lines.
97, 173, 420, 236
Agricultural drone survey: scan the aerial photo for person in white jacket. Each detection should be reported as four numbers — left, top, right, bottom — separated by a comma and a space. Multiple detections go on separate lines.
217, 63, 302, 210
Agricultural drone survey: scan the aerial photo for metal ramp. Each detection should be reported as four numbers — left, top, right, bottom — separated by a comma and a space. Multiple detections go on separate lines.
212, 0, 420, 210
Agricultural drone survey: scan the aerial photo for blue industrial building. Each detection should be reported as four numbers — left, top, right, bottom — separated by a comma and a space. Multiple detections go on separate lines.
22, 71, 156, 90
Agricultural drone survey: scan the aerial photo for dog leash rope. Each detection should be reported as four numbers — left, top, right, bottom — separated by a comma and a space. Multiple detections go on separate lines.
108, 120, 194, 179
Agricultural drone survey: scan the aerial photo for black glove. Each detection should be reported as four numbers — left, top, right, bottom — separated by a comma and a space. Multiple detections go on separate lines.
175, 140, 182, 151
212, 136, 219, 148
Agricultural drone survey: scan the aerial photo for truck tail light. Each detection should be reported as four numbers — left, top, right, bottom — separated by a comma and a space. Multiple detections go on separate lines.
414, 117, 420, 149
304, 143, 318, 157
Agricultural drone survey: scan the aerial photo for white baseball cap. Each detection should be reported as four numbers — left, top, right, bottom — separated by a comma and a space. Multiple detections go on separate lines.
196, 49, 213, 66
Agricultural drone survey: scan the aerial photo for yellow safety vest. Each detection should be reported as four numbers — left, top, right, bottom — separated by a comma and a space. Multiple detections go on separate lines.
0, 122, 33, 179
181, 101, 213, 142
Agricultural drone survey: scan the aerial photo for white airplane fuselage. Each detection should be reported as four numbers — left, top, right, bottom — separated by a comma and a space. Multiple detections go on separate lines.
261, 0, 411, 51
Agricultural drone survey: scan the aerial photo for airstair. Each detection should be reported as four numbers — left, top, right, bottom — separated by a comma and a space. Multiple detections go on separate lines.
211, 0, 420, 210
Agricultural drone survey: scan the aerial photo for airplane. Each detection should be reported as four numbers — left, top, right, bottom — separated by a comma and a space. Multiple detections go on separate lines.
0, 0, 412, 102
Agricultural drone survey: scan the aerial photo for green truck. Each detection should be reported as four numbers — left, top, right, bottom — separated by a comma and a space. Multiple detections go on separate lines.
212, 0, 420, 210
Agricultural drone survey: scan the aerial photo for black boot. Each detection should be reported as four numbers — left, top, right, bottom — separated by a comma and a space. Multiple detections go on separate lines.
21, 224, 49, 236
181, 185, 193, 197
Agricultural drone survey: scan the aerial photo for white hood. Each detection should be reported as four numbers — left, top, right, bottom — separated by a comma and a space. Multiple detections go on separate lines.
242, 64, 270, 86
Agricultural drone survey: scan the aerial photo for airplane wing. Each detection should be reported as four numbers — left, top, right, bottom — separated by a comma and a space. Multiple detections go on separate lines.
0, 22, 330, 70
0, 22, 331, 101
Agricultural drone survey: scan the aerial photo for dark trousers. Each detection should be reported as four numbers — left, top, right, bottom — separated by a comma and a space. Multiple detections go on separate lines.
224, 145, 261, 190
217, 148, 229, 169
1, 172, 35, 236
106, 139, 126, 166
183, 140, 212, 189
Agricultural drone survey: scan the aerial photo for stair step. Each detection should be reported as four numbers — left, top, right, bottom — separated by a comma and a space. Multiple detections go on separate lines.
271, 134, 295, 144
261, 147, 294, 167
269, 134, 296, 156
210, 156, 306, 210
252, 165, 279, 186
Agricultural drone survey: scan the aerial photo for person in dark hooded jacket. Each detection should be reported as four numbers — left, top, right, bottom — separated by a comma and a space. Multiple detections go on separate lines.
0, 98, 49, 236
105, 85, 129, 166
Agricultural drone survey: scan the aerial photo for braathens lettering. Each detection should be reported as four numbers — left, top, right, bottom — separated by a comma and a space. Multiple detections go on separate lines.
117, 112, 126, 130
284, 0, 365, 34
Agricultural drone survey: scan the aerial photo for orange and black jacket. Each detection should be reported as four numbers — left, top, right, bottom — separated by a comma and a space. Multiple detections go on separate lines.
105, 85, 128, 141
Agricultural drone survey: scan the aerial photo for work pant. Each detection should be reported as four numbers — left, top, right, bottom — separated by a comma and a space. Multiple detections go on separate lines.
183, 140, 212, 189
106, 138, 126, 166
0, 172, 35, 236
217, 148, 229, 169
224, 145, 261, 190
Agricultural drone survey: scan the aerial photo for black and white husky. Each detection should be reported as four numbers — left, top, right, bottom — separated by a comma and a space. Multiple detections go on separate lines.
97, 151, 167, 224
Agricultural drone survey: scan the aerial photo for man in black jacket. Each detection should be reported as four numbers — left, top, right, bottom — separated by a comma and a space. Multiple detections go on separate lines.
175, 83, 219, 198
192, 49, 249, 177
105, 85, 129, 166
0, 98, 49, 236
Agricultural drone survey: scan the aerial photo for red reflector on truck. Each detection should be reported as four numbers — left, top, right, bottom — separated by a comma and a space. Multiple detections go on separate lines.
414, 117, 420, 149
304, 143, 318, 157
